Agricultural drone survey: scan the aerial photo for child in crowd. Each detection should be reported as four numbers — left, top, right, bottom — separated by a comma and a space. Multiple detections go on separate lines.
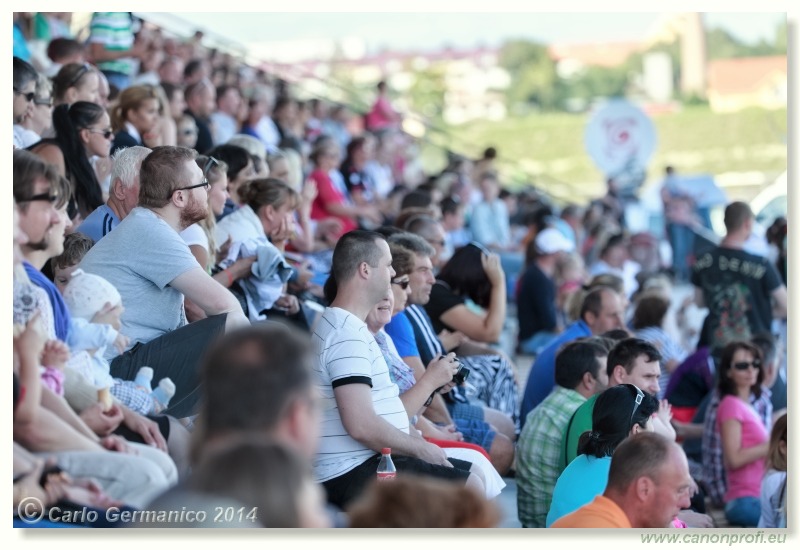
51, 235, 176, 414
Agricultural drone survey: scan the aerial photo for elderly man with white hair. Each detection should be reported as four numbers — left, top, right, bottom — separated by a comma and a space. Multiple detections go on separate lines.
77, 146, 152, 242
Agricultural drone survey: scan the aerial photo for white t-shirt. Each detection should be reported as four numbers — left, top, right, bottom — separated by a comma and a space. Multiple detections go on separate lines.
180, 223, 210, 252
312, 307, 409, 482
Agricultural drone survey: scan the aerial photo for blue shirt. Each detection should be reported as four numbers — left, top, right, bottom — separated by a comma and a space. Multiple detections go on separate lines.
384, 311, 419, 358
519, 320, 592, 428
546, 455, 611, 527
77, 204, 119, 243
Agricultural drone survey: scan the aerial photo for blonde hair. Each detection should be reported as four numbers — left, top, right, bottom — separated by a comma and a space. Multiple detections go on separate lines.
111, 85, 161, 131
195, 155, 229, 270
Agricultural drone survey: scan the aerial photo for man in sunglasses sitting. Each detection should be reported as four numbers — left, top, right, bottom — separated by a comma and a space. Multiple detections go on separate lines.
79, 146, 248, 420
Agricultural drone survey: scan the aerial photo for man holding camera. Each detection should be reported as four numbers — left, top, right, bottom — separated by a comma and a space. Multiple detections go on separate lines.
312, 230, 483, 507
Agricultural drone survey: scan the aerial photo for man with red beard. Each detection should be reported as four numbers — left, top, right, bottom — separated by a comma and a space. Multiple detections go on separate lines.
79, 146, 248, 418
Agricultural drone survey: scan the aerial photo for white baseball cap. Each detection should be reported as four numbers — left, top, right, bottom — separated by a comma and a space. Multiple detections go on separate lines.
535, 228, 575, 255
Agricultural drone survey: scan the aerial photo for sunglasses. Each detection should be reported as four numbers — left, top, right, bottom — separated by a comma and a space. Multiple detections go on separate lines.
85, 128, 114, 140
733, 361, 761, 371
66, 63, 93, 90
202, 156, 220, 176
14, 88, 36, 102
392, 279, 410, 290
628, 385, 645, 431
18, 192, 58, 204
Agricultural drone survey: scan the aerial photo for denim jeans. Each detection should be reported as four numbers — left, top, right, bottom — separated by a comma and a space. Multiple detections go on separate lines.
725, 496, 761, 527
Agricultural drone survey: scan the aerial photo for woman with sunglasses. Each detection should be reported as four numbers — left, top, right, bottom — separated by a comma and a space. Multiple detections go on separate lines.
181, 156, 255, 322
29, 101, 111, 221
14, 73, 53, 149
716, 341, 770, 527
110, 85, 163, 155
547, 384, 658, 527
51, 63, 101, 107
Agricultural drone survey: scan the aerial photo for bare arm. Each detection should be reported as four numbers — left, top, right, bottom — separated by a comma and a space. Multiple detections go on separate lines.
438, 254, 506, 343
397, 354, 457, 419
39, 386, 101, 442
771, 286, 787, 319
334, 383, 451, 466
720, 418, 769, 470
400, 355, 454, 425
693, 287, 705, 308
170, 266, 248, 327
14, 406, 104, 453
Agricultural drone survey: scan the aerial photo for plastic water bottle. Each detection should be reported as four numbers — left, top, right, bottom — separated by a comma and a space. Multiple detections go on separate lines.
377, 448, 396, 481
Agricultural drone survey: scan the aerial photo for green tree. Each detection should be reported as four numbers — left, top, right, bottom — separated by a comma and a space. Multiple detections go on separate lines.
774, 20, 787, 52
499, 39, 561, 111
407, 66, 446, 122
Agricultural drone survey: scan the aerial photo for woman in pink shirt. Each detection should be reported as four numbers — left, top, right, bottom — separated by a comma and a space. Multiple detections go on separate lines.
716, 341, 769, 527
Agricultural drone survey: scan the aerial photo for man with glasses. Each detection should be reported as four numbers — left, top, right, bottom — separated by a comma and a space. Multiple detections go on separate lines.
13, 149, 62, 252
13, 57, 38, 145
79, 146, 248, 419
78, 146, 152, 242
516, 338, 609, 528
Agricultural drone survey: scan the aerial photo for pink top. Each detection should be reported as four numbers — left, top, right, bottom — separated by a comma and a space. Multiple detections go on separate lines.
716, 394, 768, 501
366, 96, 398, 131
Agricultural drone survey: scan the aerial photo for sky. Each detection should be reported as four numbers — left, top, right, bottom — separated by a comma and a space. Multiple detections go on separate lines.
136, 11, 787, 60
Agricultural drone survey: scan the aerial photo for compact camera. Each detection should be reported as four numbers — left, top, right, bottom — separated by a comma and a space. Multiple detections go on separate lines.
441, 355, 470, 385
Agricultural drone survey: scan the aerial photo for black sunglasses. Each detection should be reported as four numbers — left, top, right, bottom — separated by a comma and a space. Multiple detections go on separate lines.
85, 128, 114, 140
628, 385, 645, 431
14, 88, 36, 102
18, 192, 58, 204
392, 279, 410, 290
171, 178, 209, 198
733, 360, 761, 371
66, 63, 93, 89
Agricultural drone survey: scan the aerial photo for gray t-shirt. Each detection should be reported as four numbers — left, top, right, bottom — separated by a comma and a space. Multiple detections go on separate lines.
79, 207, 200, 357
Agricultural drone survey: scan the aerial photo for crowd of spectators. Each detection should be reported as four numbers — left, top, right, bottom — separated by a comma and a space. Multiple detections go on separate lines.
12, 12, 788, 529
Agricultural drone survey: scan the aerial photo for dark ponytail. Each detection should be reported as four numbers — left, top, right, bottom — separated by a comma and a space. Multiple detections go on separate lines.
52, 102, 105, 216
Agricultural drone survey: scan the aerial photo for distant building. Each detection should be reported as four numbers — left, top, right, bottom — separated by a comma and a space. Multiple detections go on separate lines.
547, 40, 642, 78
706, 56, 787, 112
259, 44, 510, 125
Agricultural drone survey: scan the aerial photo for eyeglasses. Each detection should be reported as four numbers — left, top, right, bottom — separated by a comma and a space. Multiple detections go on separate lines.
14, 88, 36, 103
392, 279, 410, 290
85, 128, 114, 140
66, 63, 92, 90
171, 178, 210, 197
17, 192, 58, 204
202, 156, 220, 176
628, 385, 645, 431
733, 361, 761, 371
34, 97, 53, 107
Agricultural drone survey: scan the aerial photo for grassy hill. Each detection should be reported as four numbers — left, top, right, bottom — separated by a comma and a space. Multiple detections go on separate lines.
419, 105, 787, 204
